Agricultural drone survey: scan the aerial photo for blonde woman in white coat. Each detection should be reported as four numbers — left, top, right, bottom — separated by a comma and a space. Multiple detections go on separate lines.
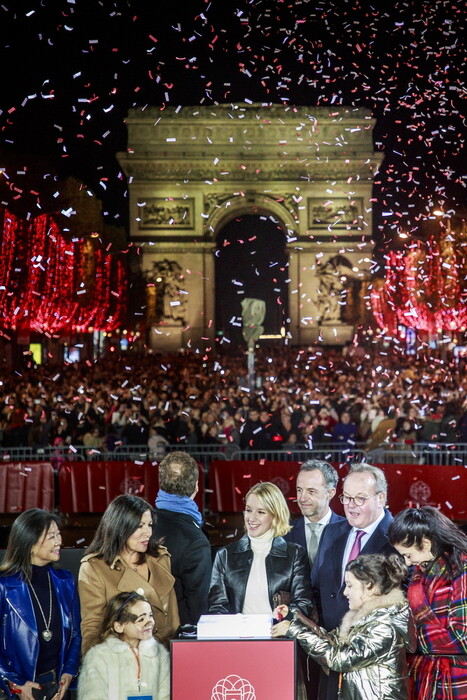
78, 591, 170, 700
272, 554, 416, 700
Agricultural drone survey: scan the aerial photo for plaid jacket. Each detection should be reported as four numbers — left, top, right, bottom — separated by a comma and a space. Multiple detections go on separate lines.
407, 553, 467, 700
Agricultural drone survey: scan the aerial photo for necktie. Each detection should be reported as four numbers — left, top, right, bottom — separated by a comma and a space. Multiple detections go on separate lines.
346, 529, 365, 564
307, 522, 320, 564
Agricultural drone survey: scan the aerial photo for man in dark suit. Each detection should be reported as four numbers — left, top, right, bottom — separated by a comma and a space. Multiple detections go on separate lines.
312, 462, 396, 699
284, 460, 345, 700
284, 459, 345, 567
154, 450, 212, 626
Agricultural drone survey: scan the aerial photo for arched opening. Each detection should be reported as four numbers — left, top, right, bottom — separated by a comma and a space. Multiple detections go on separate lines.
215, 214, 289, 348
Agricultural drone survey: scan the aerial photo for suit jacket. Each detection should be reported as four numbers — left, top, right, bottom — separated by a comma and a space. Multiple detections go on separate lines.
311, 509, 396, 632
154, 508, 212, 625
284, 510, 345, 551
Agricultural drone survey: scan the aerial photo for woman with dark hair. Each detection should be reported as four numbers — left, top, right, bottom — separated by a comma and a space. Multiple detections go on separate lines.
0, 509, 81, 700
272, 553, 416, 700
78, 494, 179, 655
388, 506, 467, 700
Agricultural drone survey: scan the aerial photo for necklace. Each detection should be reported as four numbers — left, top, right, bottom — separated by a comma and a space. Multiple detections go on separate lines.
28, 570, 53, 642
121, 555, 141, 572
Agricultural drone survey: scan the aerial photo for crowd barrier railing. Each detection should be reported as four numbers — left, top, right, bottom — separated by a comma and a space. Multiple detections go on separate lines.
1, 442, 466, 466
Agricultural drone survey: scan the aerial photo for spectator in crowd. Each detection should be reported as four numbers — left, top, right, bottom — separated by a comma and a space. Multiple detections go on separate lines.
418, 401, 443, 443
0, 347, 465, 457
122, 410, 149, 446
239, 406, 262, 450
154, 451, 212, 626
364, 408, 398, 462
148, 426, 169, 461
393, 418, 418, 463
439, 399, 462, 443
332, 411, 358, 453
82, 426, 104, 451
78, 494, 179, 655
389, 506, 467, 700
312, 463, 397, 700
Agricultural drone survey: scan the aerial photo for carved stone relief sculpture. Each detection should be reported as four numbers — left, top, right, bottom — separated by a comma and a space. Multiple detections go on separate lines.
144, 259, 187, 324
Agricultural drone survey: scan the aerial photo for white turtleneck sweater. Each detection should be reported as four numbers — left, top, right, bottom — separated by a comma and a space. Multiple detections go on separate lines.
242, 529, 275, 615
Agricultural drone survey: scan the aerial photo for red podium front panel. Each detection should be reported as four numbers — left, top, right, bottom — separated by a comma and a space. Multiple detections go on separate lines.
171, 639, 296, 700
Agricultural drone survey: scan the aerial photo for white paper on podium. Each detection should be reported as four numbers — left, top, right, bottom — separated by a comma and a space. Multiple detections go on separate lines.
197, 614, 273, 639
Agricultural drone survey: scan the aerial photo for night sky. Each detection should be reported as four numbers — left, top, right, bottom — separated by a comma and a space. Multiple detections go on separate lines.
0, 0, 465, 262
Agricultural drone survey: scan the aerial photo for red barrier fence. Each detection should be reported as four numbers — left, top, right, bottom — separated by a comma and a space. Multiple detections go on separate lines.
58, 461, 204, 513
210, 460, 467, 521
0, 460, 465, 522
0, 463, 54, 512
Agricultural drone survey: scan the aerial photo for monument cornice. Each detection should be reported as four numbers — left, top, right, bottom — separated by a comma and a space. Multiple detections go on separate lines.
121, 157, 382, 182
135, 242, 216, 254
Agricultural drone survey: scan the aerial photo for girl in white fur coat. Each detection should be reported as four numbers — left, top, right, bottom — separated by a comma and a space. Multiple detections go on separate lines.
78, 591, 170, 700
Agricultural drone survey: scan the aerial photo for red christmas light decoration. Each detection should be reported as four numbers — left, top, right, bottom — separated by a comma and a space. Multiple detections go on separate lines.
371, 228, 467, 335
0, 209, 127, 334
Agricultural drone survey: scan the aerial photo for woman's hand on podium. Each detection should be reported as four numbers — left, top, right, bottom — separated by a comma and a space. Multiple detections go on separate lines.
271, 619, 291, 637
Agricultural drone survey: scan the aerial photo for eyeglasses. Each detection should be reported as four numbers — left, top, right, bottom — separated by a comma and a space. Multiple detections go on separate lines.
339, 493, 379, 507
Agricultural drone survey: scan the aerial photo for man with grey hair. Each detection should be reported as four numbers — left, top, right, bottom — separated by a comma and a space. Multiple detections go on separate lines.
312, 462, 397, 700
284, 459, 344, 566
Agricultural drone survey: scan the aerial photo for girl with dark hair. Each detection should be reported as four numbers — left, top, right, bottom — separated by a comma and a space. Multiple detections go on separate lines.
272, 553, 416, 700
388, 506, 467, 700
78, 494, 179, 655
0, 509, 81, 700
77, 591, 169, 700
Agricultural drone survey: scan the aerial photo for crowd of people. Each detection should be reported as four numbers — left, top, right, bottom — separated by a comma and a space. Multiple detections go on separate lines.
1, 452, 466, 700
0, 347, 466, 462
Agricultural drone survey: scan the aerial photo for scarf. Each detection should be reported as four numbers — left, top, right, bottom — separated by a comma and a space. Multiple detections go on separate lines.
155, 490, 203, 525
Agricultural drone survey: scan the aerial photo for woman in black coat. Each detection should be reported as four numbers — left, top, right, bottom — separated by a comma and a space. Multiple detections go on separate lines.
208, 482, 315, 619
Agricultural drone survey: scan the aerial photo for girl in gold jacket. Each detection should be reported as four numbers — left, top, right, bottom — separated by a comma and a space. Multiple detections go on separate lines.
272, 553, 416, 700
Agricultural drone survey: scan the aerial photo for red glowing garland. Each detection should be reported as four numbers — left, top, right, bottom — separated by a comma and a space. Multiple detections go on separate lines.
0, 209, 127, 334
371, 233, 467, 335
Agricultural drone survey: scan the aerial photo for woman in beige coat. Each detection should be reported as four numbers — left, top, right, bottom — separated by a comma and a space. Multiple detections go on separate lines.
78, 494, 179, 655
272, 554, 416, 700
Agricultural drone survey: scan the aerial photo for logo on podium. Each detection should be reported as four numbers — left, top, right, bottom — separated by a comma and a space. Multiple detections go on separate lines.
211, 674, 256, 700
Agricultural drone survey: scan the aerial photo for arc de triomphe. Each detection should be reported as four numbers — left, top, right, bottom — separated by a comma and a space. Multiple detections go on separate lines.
117, 103, 383, 350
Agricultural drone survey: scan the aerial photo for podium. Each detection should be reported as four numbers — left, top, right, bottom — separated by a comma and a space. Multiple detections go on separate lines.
171, 638, 296, 699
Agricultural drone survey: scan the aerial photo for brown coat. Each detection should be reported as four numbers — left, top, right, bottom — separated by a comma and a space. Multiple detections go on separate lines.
78, 549, 180, 655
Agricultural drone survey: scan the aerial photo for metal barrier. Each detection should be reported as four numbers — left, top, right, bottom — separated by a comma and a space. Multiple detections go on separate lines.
1, 443, 466, 467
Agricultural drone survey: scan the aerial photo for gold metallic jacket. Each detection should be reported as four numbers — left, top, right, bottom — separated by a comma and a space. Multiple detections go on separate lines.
287, 588, 416, 700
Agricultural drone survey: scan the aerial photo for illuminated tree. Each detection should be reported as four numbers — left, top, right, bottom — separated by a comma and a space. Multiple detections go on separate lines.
0, 209, 127, 335
371, 216, 467, 336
